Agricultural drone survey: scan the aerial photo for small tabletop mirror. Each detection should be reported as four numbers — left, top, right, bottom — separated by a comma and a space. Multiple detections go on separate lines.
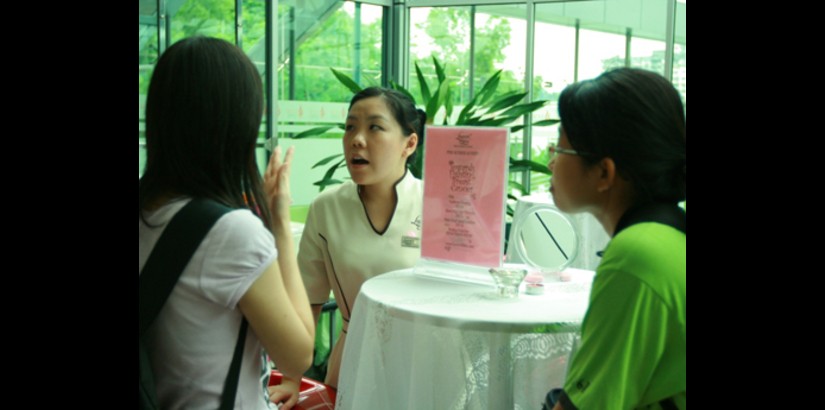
509, 204, 579, 274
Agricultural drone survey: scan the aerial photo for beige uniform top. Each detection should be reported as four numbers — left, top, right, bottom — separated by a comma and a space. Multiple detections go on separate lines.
298, 169, 423, 387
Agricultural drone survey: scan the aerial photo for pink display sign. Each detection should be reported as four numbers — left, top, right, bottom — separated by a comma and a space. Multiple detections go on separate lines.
420, 126, 510, 268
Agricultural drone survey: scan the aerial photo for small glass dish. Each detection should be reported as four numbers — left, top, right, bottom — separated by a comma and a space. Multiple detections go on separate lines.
488, 265, 528, 298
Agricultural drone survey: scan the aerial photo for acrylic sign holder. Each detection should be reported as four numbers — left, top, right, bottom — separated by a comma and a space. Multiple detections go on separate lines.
414, 125, 510, 285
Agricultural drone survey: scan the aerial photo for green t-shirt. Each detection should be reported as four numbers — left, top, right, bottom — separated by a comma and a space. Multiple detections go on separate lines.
562, 222, 686, 410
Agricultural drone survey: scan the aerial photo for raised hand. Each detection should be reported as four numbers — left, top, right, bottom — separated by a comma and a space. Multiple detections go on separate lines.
264, 145, 295, 229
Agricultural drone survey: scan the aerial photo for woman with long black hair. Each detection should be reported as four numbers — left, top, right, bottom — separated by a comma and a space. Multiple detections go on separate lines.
139, 36, 315, 409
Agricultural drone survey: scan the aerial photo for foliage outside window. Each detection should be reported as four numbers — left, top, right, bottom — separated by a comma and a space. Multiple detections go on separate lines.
140, 0, 685, 203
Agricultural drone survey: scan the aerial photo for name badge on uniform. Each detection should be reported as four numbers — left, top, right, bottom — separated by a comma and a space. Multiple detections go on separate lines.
402, 230, 420, 248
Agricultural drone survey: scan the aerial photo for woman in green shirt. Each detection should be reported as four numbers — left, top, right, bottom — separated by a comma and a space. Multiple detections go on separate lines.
546, 68, 686, 410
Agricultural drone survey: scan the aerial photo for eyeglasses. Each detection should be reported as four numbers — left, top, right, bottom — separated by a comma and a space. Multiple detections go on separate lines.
547, 143, 591, 162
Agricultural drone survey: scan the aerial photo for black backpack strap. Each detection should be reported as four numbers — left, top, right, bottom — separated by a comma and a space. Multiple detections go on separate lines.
139, 198, 233, 336
140, 198, 250, 408
220, 319, 248, 410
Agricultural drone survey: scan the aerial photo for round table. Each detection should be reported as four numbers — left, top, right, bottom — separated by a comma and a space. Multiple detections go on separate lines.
335, 268, 594, 410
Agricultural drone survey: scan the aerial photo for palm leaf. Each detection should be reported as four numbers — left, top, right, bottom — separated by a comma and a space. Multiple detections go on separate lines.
498, 101, 548, 118
410, 153, 424, 179
314, 178, 344, 187
314, 178, 345, 191
508, 180, 526, 192
291, 125, 339, 139
457, 86, 486, 124
313, 158, 347, 192
415, 62, 431, 106
390, 80, 417, 104
330, 68, 362, 94
508, 159, 530, 172
444, 86, 453, 125
462, 114, 485, 126
311, 154, 344, 169
532, 118, 560, 127
486, 91, 527, 114
426, 81, 449, 123
410, 138, 425, 179
457, 71, 503, 124
457, 102, 478, 125
433, 56, 446, 84
477, 70, 503, 106
510, 159, 552, 175
476, 117, 511, 127
509, 118, 559, 134
464, 106, 506, 124
510, 124, 527, 134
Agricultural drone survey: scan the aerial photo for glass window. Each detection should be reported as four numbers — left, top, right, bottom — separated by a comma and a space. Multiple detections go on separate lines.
577, 28, 626, 81
532, 0, 673, 82
473, 6, 535, 194
531, 13, 577, 193
275, 1, 386, 205
474, 5, 527, 102
240, 0, 268, 174
407, 4, 544, 132
409, 6, 471, 119
138, 26, 157, 101
529, 0, 678, 193
286, 1, 384, 103
169, 0, 235, 44
630, 37, 666, 75
139, 5, 158, 178
409, 6, 533, 121
354, 3, 384, 88
674, 0, 686, 107
242, 0, 266, 55
532, 15, 576, 103
412, 5, 552, 197
627, 0, 667, 76
139, 1, 261, 178
139, 0, 681, 200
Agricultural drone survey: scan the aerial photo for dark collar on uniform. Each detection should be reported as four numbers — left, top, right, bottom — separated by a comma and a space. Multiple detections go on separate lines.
597, 202, 686, 257
614, 201, 686, 236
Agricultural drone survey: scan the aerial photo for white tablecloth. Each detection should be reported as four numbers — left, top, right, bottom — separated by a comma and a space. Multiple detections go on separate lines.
335, 268, 594, 410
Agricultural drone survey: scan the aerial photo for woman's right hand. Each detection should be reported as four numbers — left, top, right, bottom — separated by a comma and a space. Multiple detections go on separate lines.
268, 376, 301, 409
264, 145, 295, 229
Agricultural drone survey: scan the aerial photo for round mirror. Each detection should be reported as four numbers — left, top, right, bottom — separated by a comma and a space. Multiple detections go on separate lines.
509, 204, 579, 274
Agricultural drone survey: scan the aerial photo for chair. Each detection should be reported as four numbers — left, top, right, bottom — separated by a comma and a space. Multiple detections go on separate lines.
321, 299, 339, 348
304, 298, 342, 382
267, 300, 340, 408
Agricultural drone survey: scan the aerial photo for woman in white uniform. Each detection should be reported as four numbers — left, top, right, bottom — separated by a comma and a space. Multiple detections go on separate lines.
298, 87, 426, 388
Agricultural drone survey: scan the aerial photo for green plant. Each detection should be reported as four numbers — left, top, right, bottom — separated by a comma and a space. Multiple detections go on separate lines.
312, 56, 558, 197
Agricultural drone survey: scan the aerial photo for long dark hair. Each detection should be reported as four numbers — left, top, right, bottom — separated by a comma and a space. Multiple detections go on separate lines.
139, 36, 270, 227
348, 87, 426, 165
558, 68, 686, 204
